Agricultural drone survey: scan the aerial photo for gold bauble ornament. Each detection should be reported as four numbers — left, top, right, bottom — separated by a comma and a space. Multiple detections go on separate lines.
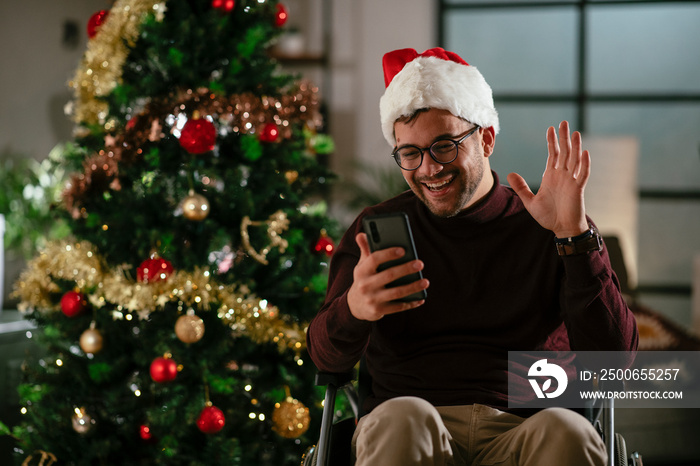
182, 191, 210, 221
175, 312, 205, 343
284, 170, 299, 184
271, 396, 310, 439
71, 407, 94, 434
79, 322, 103, 354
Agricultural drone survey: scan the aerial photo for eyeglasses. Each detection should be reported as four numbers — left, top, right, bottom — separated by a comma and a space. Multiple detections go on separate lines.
391, 126, 480, 171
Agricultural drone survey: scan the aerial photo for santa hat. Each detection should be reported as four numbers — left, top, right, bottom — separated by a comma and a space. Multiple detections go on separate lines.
379, 47, 499, 146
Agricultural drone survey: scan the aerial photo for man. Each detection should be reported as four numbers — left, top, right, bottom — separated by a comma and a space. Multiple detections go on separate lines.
307, 47, 638, 466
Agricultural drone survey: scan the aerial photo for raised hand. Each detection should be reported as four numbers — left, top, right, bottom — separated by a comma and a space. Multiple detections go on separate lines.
347, 233, 428, 321
506, 121, 591, 238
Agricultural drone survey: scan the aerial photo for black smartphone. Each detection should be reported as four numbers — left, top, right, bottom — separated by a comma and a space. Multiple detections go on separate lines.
361, 212, 427, 302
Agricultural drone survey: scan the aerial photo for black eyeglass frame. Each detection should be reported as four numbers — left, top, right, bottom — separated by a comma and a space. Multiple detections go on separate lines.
391, 126, 480, 171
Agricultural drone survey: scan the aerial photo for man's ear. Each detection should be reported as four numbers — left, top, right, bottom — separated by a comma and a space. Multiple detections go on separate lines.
481, 126, 496, 158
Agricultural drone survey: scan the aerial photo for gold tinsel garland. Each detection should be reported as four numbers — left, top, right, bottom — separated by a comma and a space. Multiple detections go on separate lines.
63, 84, 323, 218
70, 0, 165, 125
12, 241, 306, 354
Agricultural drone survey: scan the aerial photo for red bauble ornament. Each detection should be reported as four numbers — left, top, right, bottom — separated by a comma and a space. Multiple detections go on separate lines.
179, 117, 216, 154
149, 356, 178, 383
139, 424, 153, 441
87, 10, 109, 39
259, 122, 280, 143
274, 3, 289, 27
137, 257, 174, 283
60, 291, 87, 317
212, 0, 235, 12
314, 231, 335, 257
197, 405, 226, 434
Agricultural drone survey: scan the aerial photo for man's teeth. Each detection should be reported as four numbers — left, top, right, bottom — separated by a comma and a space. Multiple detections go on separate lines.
425, 179, 451, 191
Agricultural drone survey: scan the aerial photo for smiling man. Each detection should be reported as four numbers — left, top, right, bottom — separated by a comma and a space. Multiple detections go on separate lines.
307, 48, 638, 466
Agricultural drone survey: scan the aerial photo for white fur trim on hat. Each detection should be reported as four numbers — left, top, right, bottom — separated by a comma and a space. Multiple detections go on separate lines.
379, 55, 499, 146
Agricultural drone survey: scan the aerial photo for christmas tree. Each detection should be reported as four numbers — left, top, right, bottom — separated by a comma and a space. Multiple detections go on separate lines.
5, 0, 337, 464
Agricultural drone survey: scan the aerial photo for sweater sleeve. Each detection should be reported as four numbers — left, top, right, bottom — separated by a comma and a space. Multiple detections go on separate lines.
306, 215, 372, 373
559, 234, 639, 358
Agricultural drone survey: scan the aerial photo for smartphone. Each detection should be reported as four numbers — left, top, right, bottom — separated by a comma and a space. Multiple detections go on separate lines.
361, 212, 427, 302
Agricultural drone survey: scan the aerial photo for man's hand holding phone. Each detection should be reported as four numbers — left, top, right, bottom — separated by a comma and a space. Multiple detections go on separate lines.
347, 232, 429, 322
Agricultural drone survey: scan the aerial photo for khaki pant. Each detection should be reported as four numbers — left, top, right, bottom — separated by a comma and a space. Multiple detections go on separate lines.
352, 397, 606, 466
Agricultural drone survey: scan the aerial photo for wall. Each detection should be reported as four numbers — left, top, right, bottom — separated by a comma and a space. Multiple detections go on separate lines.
0, 0, 110, 160
327, 0, 436, 225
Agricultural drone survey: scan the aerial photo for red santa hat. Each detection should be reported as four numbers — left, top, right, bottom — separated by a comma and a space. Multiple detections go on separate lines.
379, 47, 499, 146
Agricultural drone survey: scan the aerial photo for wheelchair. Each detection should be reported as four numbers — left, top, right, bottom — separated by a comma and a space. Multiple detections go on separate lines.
302, 365, 643, 466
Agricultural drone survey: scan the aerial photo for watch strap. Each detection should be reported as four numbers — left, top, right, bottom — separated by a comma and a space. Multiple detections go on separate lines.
554, 226, 603, 256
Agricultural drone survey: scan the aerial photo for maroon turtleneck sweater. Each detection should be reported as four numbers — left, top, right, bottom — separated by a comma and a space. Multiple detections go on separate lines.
307, 173, 638, 414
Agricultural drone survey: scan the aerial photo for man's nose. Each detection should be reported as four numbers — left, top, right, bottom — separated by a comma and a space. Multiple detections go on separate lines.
418, 152, 444, 177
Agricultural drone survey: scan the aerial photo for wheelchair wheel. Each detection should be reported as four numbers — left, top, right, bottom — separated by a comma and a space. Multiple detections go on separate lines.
614, 433, 628, 466
301, 445, 318, 466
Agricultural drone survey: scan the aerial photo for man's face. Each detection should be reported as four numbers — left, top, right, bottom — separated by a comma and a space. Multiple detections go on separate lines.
394, 108, 495, 218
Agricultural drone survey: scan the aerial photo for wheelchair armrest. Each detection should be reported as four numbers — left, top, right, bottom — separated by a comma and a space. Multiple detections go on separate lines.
314, 371, 357, 466
582, 378, 625, 466
585, 378, 625, 420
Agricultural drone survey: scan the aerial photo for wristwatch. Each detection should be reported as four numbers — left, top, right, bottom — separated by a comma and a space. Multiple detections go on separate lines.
554, 225, 603, 256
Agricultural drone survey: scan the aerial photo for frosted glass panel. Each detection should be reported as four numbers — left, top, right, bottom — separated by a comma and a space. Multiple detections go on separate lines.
586, 104, 700, 190
445, 0, 568, 4
638, 200, 700, 285
443, 8, 577, 93
588, 4, 700, 93
490, 103, 577, 185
